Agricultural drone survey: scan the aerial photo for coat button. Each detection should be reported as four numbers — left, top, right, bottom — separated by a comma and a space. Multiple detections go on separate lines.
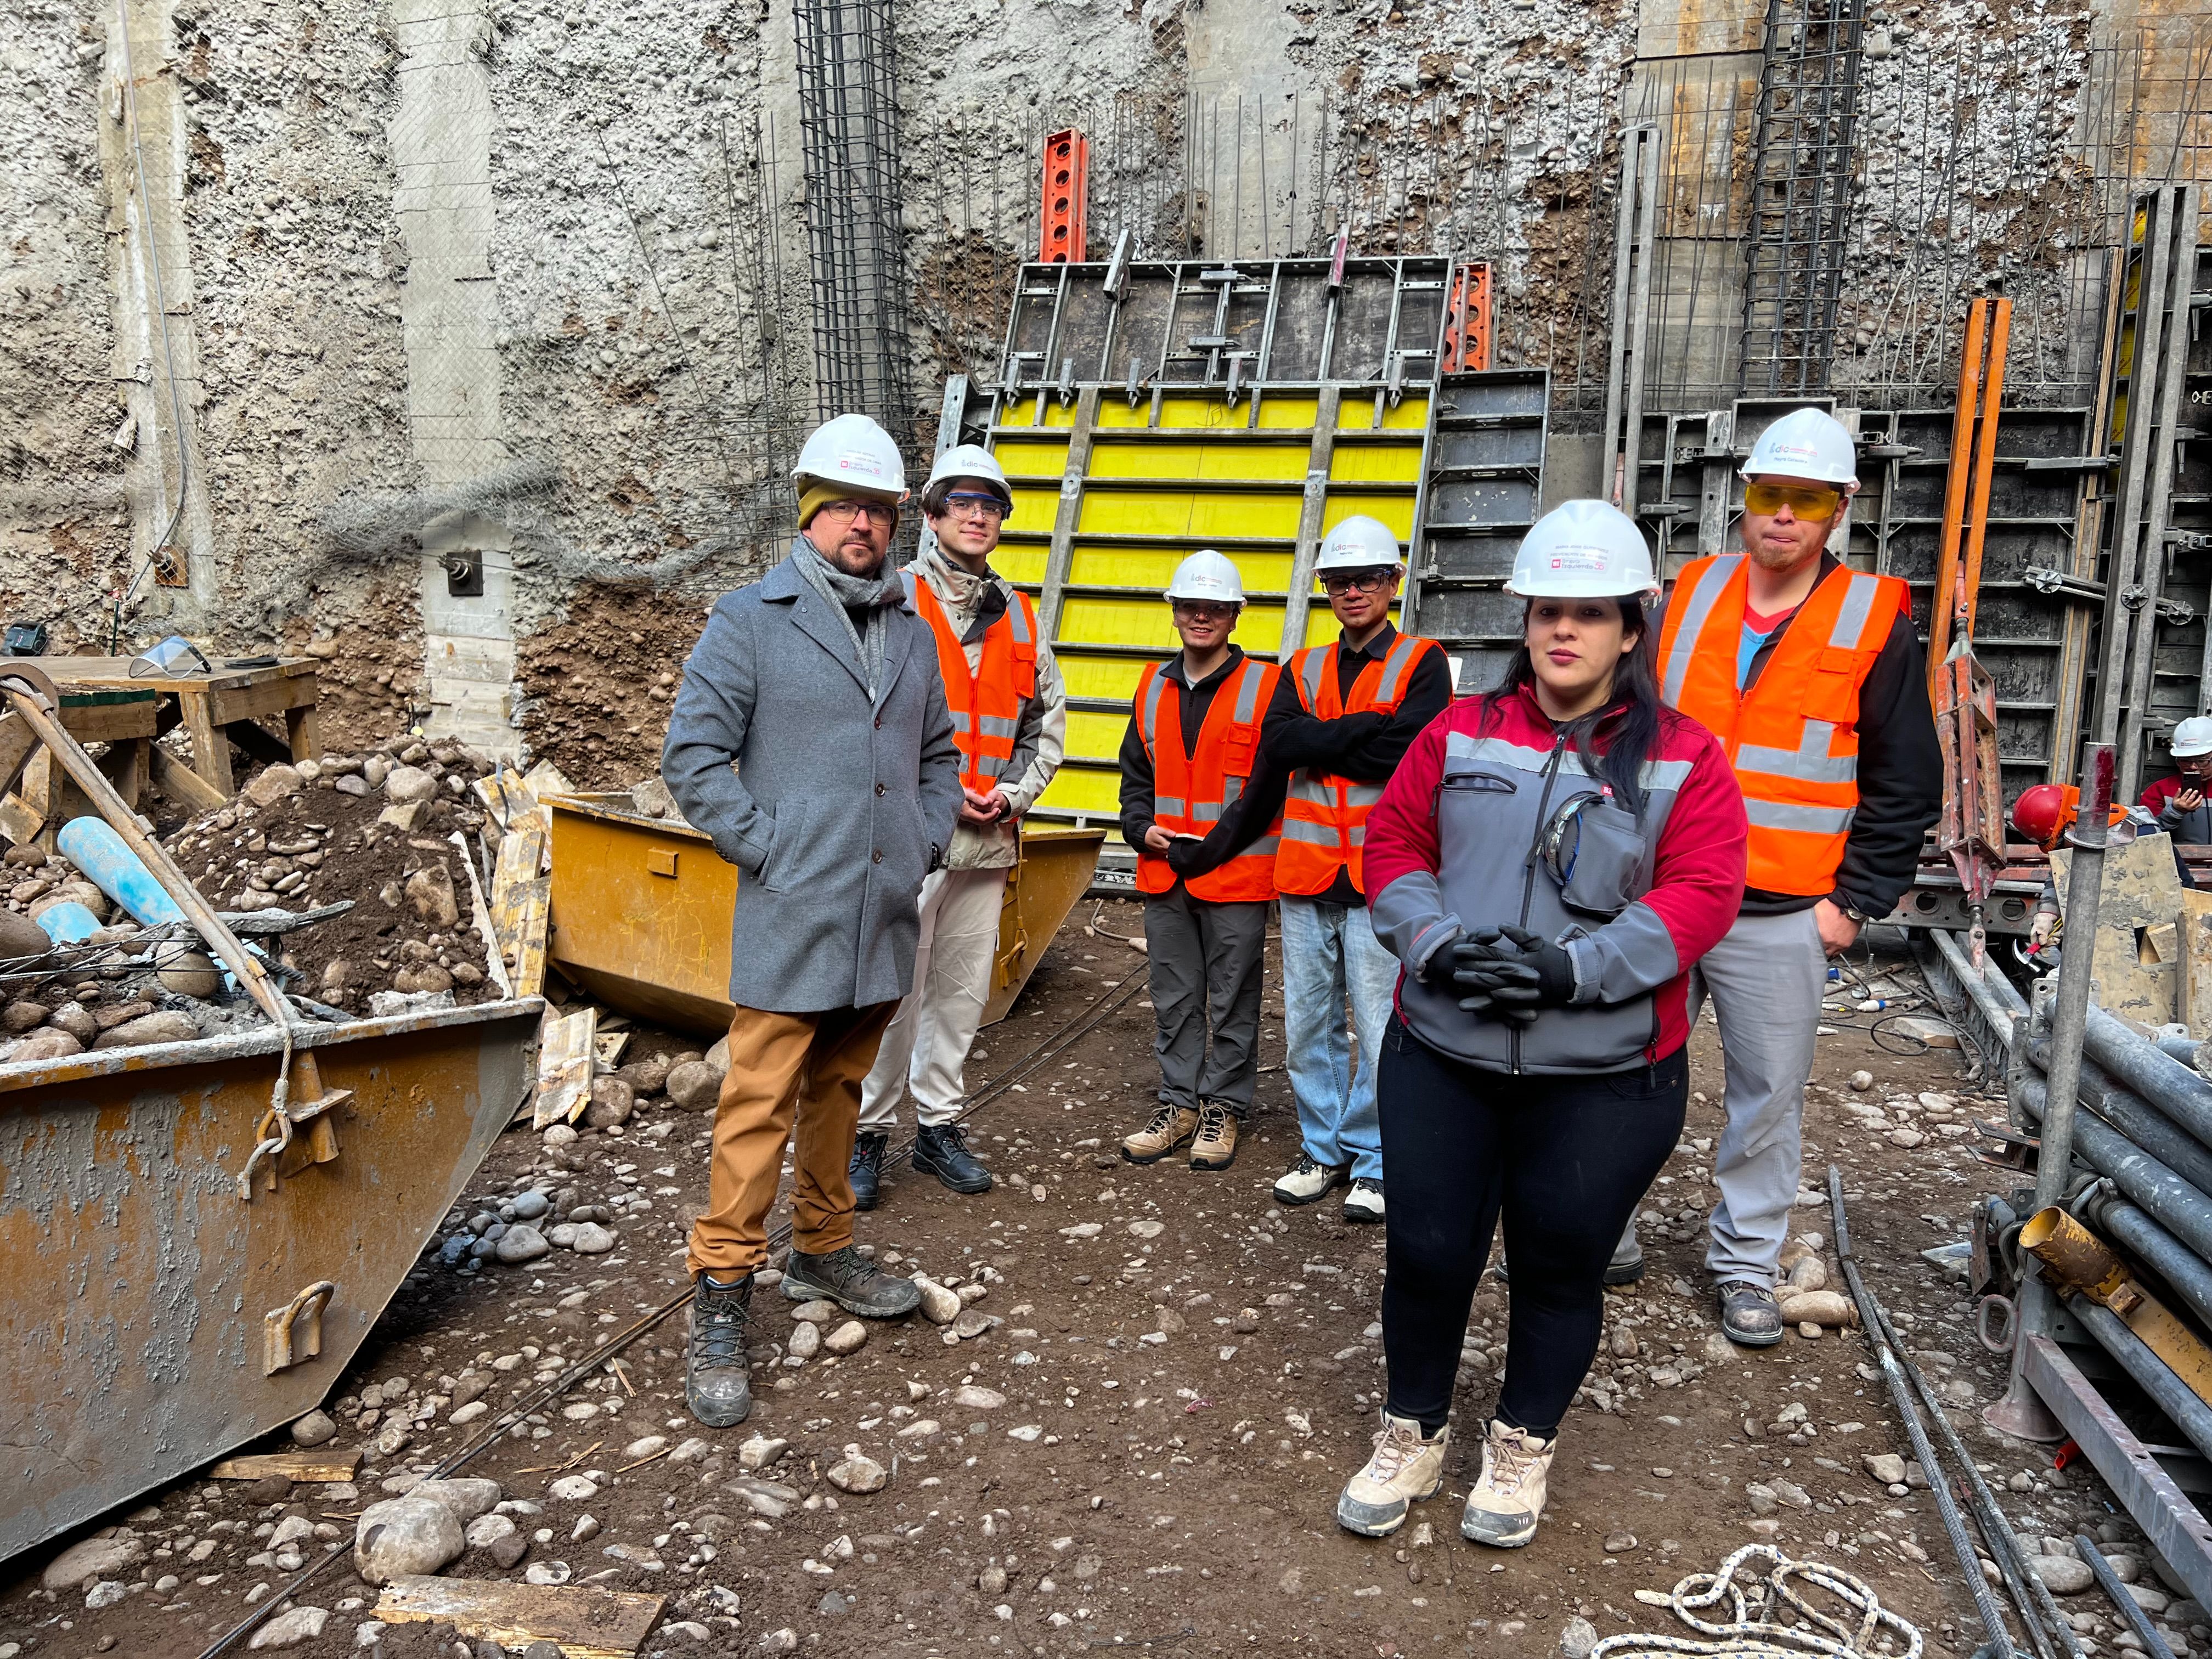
872, 849, 883, 864
874, 715, 883, 729
876, 782, 885, 795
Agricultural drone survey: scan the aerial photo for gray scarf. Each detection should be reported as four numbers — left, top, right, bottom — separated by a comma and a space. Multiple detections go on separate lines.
791, 538, 904, 702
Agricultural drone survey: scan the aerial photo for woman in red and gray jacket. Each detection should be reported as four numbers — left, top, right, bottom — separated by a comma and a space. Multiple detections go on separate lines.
1334, 501, 1747, 1548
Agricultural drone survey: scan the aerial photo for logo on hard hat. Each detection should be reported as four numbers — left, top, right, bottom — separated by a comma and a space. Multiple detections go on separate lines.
838, 450, 885, 477
1549, 550, 1608, 574
1771, 443, 1816, 461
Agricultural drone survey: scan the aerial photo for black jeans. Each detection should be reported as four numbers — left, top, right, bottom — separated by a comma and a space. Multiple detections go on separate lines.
1143, 888, 1268, 1114
1378, 1019, 1688, 1438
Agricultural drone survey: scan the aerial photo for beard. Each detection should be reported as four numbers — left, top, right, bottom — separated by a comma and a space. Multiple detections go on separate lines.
1746, 534, 1823, 574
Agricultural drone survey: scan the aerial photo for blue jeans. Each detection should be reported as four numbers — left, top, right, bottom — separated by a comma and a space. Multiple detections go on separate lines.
1278, 896, 1396, 1182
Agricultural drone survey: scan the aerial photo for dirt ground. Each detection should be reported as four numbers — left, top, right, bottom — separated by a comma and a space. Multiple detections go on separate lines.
0, 915, 2163, 1659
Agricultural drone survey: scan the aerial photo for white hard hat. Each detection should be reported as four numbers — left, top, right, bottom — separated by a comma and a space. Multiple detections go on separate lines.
923, 443, 1012, 510
1314, 515, 1404, 574
2175, 716, 2212, 758
1505, 500, 1660, 600
1741, 407, 1858, 486
793, 413, 907, 498
1164, 549, 1245, 606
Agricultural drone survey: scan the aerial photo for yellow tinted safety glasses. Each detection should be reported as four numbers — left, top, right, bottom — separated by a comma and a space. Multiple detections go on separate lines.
1743, 481, 1843, 520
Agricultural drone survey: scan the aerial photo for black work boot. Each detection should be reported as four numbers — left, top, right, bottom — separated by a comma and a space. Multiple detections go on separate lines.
849, 1130, 890, 1211
685, 1272, 754, 1429
913, 1122, 994, 1195
781, 1244, 923, 1318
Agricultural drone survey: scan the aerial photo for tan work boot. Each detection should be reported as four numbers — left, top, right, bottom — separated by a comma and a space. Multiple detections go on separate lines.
1336, 1411, 1448, 1537
1460, 1418, 1556, 1548
1121, 1103, 1200, 1164
1188, 1102, 1239, 1171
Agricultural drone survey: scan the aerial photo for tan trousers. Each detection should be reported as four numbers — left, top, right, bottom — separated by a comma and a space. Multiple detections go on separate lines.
685, 1000, 897, 1279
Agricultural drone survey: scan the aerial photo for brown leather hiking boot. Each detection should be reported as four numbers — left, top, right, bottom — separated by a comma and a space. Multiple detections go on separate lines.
1121, 1103, 1200, 1164
1188, 1102, 1239, 1171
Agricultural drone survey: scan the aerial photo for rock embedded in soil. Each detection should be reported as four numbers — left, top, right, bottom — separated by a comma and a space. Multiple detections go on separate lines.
2, 1000, 48, 1032
157, 949, 222, 998
414, 1477, 501, 1522
912, 1277, 961, 1325
571, 1221, 616, 1254
354, 1495, 464, 1584
0, 910, 52, 960
738, 1436, 789, 1471
42, 1536, 146, 1592
494, 1225, 551, 1265
383, 765, 437, 803
665, 1060, 721, 1112
2030, 1554, 2095, 1594
241, 764, 306, 809
1861, 1452, 1906, 1485
291, 1409, 337, 1447
827, 1449, 887, 1494
1776, 1289, 1855, 1328
91, 1010, 200, 1049
583, 1076, 634, 1129
245, 1605, 328, 1649
788, 1321, 822, 1361
8, 1028, 83, 1062
823, 1319, 867, 1355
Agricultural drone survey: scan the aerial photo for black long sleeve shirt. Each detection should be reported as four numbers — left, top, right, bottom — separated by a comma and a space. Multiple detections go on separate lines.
1117, 647, 1250, 868
1163, 622, 1454, 906
1737, 556, 1943, 918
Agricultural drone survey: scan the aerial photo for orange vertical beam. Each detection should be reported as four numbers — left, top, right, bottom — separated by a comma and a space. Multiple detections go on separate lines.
1440, 261, 1492, 372
1041, 128, 1089, 264
1928, 297, 2011, 692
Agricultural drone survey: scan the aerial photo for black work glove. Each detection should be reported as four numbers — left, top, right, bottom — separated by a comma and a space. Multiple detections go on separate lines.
1164, 836, 1206, 877
1448, 925, 1577, 1019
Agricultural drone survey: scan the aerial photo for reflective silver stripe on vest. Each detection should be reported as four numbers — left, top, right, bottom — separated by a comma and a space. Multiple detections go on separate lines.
1735, 719, 1855, 785
1299, 646, 1328, 706
1153, 795, 1187, 818
1231, 657, 1269, 724
900, 569, 918, 606
1245, 833, 1283, 859
1346, 782, 1387, 807
1828, 572, 1886, 651
1659, 556, 1742, 706
1221, 776, 1243, 809
1374, 633, 1426, 704
1282, 819, 1339, 845
1007, 590, 1035, 644
1442, 732, 1696, 793
1745, 798, 1855, 834
975, 714, 1021, 741
1137, 669, 1169, 755
1193, 800, 1224, 823
1288, 777, 1332, 805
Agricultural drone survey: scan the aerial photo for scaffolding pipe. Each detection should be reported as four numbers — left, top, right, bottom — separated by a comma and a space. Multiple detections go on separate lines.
2068, 1296, 2212, 1467
2080, 1007, 2212, 1149
2080, 1186, 2212, 1340
2018, 1076, 2212, 1263
2027, 1043, 2212, 1194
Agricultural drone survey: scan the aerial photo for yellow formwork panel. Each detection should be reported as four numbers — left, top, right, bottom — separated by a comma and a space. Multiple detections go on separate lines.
998, 399, 1078, 429
1336, 395, 1432, 432
1059, 595, 1186, 650
1079, 488, 1302, 539
1300, 603, 1403, 648
1087, 441, 1312, 482
1322, 494, 1415, 539
991, 547, 1048, 585
1070, 545, 1297, 592
1009, 484, 1060, 524
995, 439, 1070, 478
1091, 396, 1318, 432
1038, 761, 1123, 816
1256, 398, 1320, 428
1056, 652, 1167, 703
1328, 444, 1425, 483
1064, 707, 1137, 763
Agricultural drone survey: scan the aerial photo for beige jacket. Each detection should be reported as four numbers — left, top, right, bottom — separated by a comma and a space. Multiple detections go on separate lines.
910, 546, 1066, 870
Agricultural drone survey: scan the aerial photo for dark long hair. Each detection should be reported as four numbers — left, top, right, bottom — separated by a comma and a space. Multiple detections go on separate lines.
1476, 596, 1665, 816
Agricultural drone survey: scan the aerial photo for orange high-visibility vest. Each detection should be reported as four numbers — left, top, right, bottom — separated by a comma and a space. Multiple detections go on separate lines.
905, 572, 1039, 795
1132, 654, 1282, 904
1656, 555, 1907, 895
1277, 631, 1446, 897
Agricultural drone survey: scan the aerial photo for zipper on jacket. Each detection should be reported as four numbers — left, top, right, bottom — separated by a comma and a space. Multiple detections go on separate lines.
1509, 731, 1573, 1075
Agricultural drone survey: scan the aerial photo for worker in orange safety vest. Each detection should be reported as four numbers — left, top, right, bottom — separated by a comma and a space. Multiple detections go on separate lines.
851, 444, 1066, 1211
1116, 549, 1282, 1177
1647, 407, 1940, 1347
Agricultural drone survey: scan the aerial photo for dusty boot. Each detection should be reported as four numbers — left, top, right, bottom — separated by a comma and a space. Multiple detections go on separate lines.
1460, 1419, 1556, 1548
1716, 1279, 1784, 1347
1188, 1102, 1239, 1171
781, 1244, 922, 1318
1496, 1226, 1643, 1287
1335, 1411, 1448, 1538
849, 1130, 889, 1212
684, 1272, 754, 1429
1342, 1177, 1385, 1224
1121, 1103, 1200, 1165
913, 1122, 993, 1194
1273, 1152, 1348, 1206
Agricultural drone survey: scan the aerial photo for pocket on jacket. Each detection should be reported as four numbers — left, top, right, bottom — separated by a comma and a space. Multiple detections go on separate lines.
758, 798, 818, 895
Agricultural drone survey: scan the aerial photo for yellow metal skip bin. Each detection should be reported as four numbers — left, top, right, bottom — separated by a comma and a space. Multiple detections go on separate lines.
545, 794, 1103, 1036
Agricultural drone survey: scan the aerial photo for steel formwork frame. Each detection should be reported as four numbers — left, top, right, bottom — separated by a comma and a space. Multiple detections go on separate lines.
1737, 0, 1867, 395
793, 0, 913, 442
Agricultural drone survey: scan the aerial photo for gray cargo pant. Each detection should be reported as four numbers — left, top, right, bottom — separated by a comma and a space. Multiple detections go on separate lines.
1618, 906, 1827, 1287
1144, 886, 1269, 1115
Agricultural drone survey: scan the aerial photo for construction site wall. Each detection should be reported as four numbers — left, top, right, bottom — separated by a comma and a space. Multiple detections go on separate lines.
1, 0, 2198, 781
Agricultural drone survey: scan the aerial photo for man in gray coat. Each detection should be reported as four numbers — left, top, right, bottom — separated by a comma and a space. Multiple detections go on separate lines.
663, 412, 964, 1429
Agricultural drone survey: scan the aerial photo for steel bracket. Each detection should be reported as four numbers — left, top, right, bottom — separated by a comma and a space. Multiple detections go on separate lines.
264, 1280, 335, 1375
2158, 597, 2197, 627
2023, 566, 2107, 603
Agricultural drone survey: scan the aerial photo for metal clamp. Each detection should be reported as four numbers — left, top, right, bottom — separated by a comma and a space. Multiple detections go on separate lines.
2158, 596, 2198, 627
1976, 1292, 2019, 1355
2023, 566, 2107, 603
264, 1280, 336, 1375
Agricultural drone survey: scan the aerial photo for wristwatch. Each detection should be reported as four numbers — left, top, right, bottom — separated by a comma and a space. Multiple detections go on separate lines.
1837, 900, 1872, 925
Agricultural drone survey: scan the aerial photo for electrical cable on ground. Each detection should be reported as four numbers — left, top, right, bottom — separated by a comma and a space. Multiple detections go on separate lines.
197, 964, 1144, 1657
1588, 1542, 1922, 1659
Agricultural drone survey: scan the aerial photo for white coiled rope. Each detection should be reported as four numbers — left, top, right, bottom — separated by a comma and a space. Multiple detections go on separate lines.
1592, 1543, 1924, 1659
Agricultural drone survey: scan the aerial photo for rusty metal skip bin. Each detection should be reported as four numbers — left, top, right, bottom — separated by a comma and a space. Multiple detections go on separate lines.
544, 793, 1104, 1037
0, 997, 540, 1564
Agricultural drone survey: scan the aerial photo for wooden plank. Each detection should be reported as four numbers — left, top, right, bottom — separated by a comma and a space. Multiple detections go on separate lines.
150, 741, 229, 813
594, 1030, 630, 1069
2182, 891, 2212, 1037
492, 819, 551, 997
285, 697, 323, 763
374, 1576, 667, 1658
207, 673, 314, 726
58, 699, 160, 743
0, 792, 44, 849
208, 1448, 363, 1483
2055, 832, 2190, 1026
0, 713, 36, 802
179, 688, 235, 797
533, 1007, 596, 1128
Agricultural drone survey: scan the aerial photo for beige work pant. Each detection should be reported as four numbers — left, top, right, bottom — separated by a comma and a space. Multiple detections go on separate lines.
685, 1000, 897, 1280
858, 865, 1008, 1129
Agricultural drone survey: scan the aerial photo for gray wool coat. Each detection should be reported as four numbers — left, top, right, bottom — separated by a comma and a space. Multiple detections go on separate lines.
663, 544, 964, 1014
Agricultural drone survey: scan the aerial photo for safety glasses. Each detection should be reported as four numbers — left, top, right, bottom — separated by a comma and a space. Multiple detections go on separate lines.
1320, 568, 1395, 596
1743, 481, 1842, 520
940, 492, 1007, 522
1172, 601, 1238, 624
816, 499, 896, 527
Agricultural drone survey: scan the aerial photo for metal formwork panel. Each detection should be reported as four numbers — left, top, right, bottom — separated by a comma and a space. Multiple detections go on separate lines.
980, 256, 1452, 844
1404, 368, 1550, 695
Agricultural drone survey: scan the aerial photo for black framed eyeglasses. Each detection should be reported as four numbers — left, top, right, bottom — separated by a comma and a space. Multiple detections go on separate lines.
1320, 568, 1394, 596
